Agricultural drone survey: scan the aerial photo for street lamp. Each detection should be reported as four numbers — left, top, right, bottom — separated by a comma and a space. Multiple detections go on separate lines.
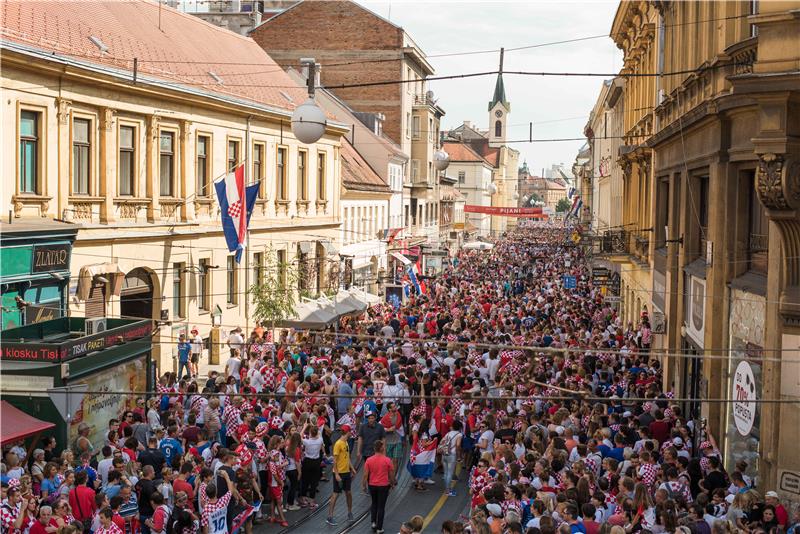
291, 59, 327, 145
433, 149, 450, 171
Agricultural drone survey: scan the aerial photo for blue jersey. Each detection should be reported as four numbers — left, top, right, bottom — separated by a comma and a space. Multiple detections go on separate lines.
159, 437, 183, 464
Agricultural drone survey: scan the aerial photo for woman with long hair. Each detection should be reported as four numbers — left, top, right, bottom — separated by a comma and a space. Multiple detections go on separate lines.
284, 432, 302, 511
629, 482, 655, 532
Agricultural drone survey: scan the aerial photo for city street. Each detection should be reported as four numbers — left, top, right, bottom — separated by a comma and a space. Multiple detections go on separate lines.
1, 1, 799, 533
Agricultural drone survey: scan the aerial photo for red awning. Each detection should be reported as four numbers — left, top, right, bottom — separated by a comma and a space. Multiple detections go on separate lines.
0, 401, 55, 445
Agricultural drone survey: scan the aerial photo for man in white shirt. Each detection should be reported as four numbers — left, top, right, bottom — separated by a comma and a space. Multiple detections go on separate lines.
97, 446, 115, 486
190, 327, 203, 378
226, 351, 242, 381
227, 327, 244, 358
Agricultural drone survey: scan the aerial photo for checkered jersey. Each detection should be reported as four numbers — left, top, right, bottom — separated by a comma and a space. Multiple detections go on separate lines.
659, 481, 692, 504
222, 404, 241, 437
638, 462, 659, 489
95, 524, 124, 534
200, 492, 232, 528
0, 501, 21, 534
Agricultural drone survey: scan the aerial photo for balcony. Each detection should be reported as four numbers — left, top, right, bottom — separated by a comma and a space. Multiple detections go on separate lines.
749, 232, 768, 252
601, 230, 628, 254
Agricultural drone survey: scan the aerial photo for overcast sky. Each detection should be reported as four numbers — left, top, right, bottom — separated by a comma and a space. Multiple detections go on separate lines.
357, 0, 622, 176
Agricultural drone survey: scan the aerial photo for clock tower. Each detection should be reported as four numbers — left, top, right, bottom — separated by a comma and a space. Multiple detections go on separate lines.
488, 71, 510, 148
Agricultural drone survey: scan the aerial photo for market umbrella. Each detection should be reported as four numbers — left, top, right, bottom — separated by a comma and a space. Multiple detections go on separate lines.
277, 301, 338, 330
462, 241, 494, 250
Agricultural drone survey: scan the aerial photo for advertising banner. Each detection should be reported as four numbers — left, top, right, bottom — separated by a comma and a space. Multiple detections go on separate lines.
68, 356, 147, 453
463, 205, 543, 216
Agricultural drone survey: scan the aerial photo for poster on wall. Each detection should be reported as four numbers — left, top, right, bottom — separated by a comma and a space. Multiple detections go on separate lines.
732, 360, 757, 436
68, 356, 147, 453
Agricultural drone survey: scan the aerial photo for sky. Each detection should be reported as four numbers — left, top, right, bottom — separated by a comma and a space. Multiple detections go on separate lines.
357, 0, 622, 176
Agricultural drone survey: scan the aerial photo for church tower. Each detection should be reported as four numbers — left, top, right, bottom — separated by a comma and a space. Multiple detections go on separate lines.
488, 71, 510, 148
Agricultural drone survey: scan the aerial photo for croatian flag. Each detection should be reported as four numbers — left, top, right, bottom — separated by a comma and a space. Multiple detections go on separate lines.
407, 265, 422, 294
568, 187, 576, 200
407, 437, 438, 480
214, 164, 260, 263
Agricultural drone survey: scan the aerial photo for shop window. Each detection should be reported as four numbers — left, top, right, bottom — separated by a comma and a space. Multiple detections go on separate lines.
159, 131, 175, 197
119, 125, 136, 196
298, 149, 308, 201
276, 147, 288, 201
226, 255, 237, 305
198, 258, 210, 312
19, 110, 40, 194
196, 135, 211, 197
72, 118, 91, 195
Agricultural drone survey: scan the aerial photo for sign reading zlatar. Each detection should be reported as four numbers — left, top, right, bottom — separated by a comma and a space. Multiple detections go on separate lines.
464, 205, 543, 216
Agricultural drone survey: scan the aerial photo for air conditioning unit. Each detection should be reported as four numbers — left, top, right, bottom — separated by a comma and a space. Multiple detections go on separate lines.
85, 318, 107, 335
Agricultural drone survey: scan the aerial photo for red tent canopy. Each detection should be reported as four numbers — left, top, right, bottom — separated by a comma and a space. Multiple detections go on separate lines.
0, 401, 55, 445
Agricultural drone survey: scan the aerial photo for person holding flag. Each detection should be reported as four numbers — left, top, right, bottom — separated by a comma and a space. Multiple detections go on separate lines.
407, 427, 438, 492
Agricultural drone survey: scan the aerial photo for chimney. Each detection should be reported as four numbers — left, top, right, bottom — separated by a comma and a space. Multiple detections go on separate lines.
300, 59, 321, 88
464, 120, 472, 129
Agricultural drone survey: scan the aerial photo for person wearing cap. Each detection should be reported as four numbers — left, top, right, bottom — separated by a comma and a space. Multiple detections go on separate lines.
765, 490, 789, 527
326, 428, 355, 525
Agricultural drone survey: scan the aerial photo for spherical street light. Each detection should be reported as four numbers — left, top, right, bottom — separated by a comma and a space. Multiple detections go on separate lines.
291, 98, 327, 144
487, 182, 498, 195
433, 149, 450, 171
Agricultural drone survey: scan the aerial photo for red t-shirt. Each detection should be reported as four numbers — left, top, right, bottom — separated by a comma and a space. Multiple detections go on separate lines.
30, 520, 49, 534
69, 485, 97, 521
364, 453, 394, 487
173, 479, 195, 510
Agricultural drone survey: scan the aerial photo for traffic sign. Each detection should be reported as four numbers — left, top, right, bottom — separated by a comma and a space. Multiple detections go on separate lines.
563, 275, 577, 289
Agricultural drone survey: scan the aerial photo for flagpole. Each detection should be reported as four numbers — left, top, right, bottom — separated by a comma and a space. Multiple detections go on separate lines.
244, 116, 252, 336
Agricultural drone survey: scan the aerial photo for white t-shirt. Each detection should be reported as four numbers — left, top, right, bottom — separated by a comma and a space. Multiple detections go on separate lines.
441, 430, 460, 455
98, 457, 114, 485
191, 334, 204, 355
302, 436, 324, 459
225, 357, 242, 378
479, 430, 495, 454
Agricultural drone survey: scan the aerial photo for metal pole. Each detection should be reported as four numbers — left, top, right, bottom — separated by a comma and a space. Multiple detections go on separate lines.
244, 115, 251, 334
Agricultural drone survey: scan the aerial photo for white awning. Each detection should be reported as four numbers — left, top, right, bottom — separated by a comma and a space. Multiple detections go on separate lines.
390, 252, 412, 265
298, 241, 313, 254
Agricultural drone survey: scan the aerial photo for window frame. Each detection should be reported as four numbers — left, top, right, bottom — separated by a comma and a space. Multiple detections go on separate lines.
18, 107, 43, 195
118, 123, 137, 197
253, 141, 266, 198
226, 255, 238, 306
412, 116, 421, 139
297, 148, 308, 201
458, 171, 466, 184
227, 137, 241, 173
276, 145, 288, 201
159, 129, 177, 197
253, 252, 264, 285
317, 151, 327, 201
71, 116, 93, 196
196, 133, 212, 198
277, 249, 287, 290
172, 262, 185, 319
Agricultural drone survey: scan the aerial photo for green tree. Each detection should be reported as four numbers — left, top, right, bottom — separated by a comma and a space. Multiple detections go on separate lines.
556, 197, 572, 213
248, 246, 299, 334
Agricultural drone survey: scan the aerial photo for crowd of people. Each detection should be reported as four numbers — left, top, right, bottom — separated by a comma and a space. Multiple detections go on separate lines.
2, 224, 798, 534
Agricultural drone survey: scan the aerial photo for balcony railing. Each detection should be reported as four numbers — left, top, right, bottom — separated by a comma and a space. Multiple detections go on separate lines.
601, 230, 628, 254
749, 232, 768, 252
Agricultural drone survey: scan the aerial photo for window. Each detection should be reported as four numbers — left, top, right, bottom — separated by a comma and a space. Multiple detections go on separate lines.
458, 171, 466, 184
198, 258, 210, 312
173, 262, 185, 319
19, 110, 39, 194
159, 131, 175, 197
227, 139, 240, 172
254, 252, 264, 285
317, 152, 327, 201
406, 112, 411, 138
119, 126, 135, 196
297, 251, 308, 291
494, 120, 502, 138
72, 118, 91, 195
196, 135, 210, 197
429, 118, 434, 141
411, 159, 420, 181
748, 172, 768, 273
298, 149, 308, 200
276, 147, 288, 200
750, 0, 759, 37
277, 249, 287, 290
696, 176, 709, 259
253, 142, 265, 197
412, 116, 421, 139
226, 255, 237, 305
655, 177, 669, 247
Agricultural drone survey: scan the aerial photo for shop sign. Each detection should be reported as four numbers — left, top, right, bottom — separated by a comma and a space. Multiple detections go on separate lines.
24, 303, 62, 325
1, 321, 151, 362
779, 470, 800, 497
732, 360, 757, 436
464, 205, 543, 216
32, 244, 71, 273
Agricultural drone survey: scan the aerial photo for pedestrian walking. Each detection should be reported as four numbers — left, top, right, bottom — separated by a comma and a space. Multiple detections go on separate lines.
326, 427, 356, 525
361, 440, 395, 534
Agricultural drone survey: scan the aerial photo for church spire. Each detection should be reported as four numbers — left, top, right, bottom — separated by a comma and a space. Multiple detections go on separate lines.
488, 47, 510, 112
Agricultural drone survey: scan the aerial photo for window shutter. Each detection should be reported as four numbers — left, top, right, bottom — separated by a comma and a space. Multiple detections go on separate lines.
85, 281, 106, 318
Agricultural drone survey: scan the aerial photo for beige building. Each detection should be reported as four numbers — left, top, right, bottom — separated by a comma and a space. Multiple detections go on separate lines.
2, 1, 348, 370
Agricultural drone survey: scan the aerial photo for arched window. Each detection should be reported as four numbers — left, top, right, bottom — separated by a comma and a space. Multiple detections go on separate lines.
494, 120, 502, 137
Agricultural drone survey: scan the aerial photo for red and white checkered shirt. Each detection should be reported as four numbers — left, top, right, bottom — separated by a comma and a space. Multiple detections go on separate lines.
0, 500, 21, 534
200, 492, 232, 530
95, 523, 124, 534
659, 481, 692, 504
638, 461, 659, 489
222, 404, 241, 437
